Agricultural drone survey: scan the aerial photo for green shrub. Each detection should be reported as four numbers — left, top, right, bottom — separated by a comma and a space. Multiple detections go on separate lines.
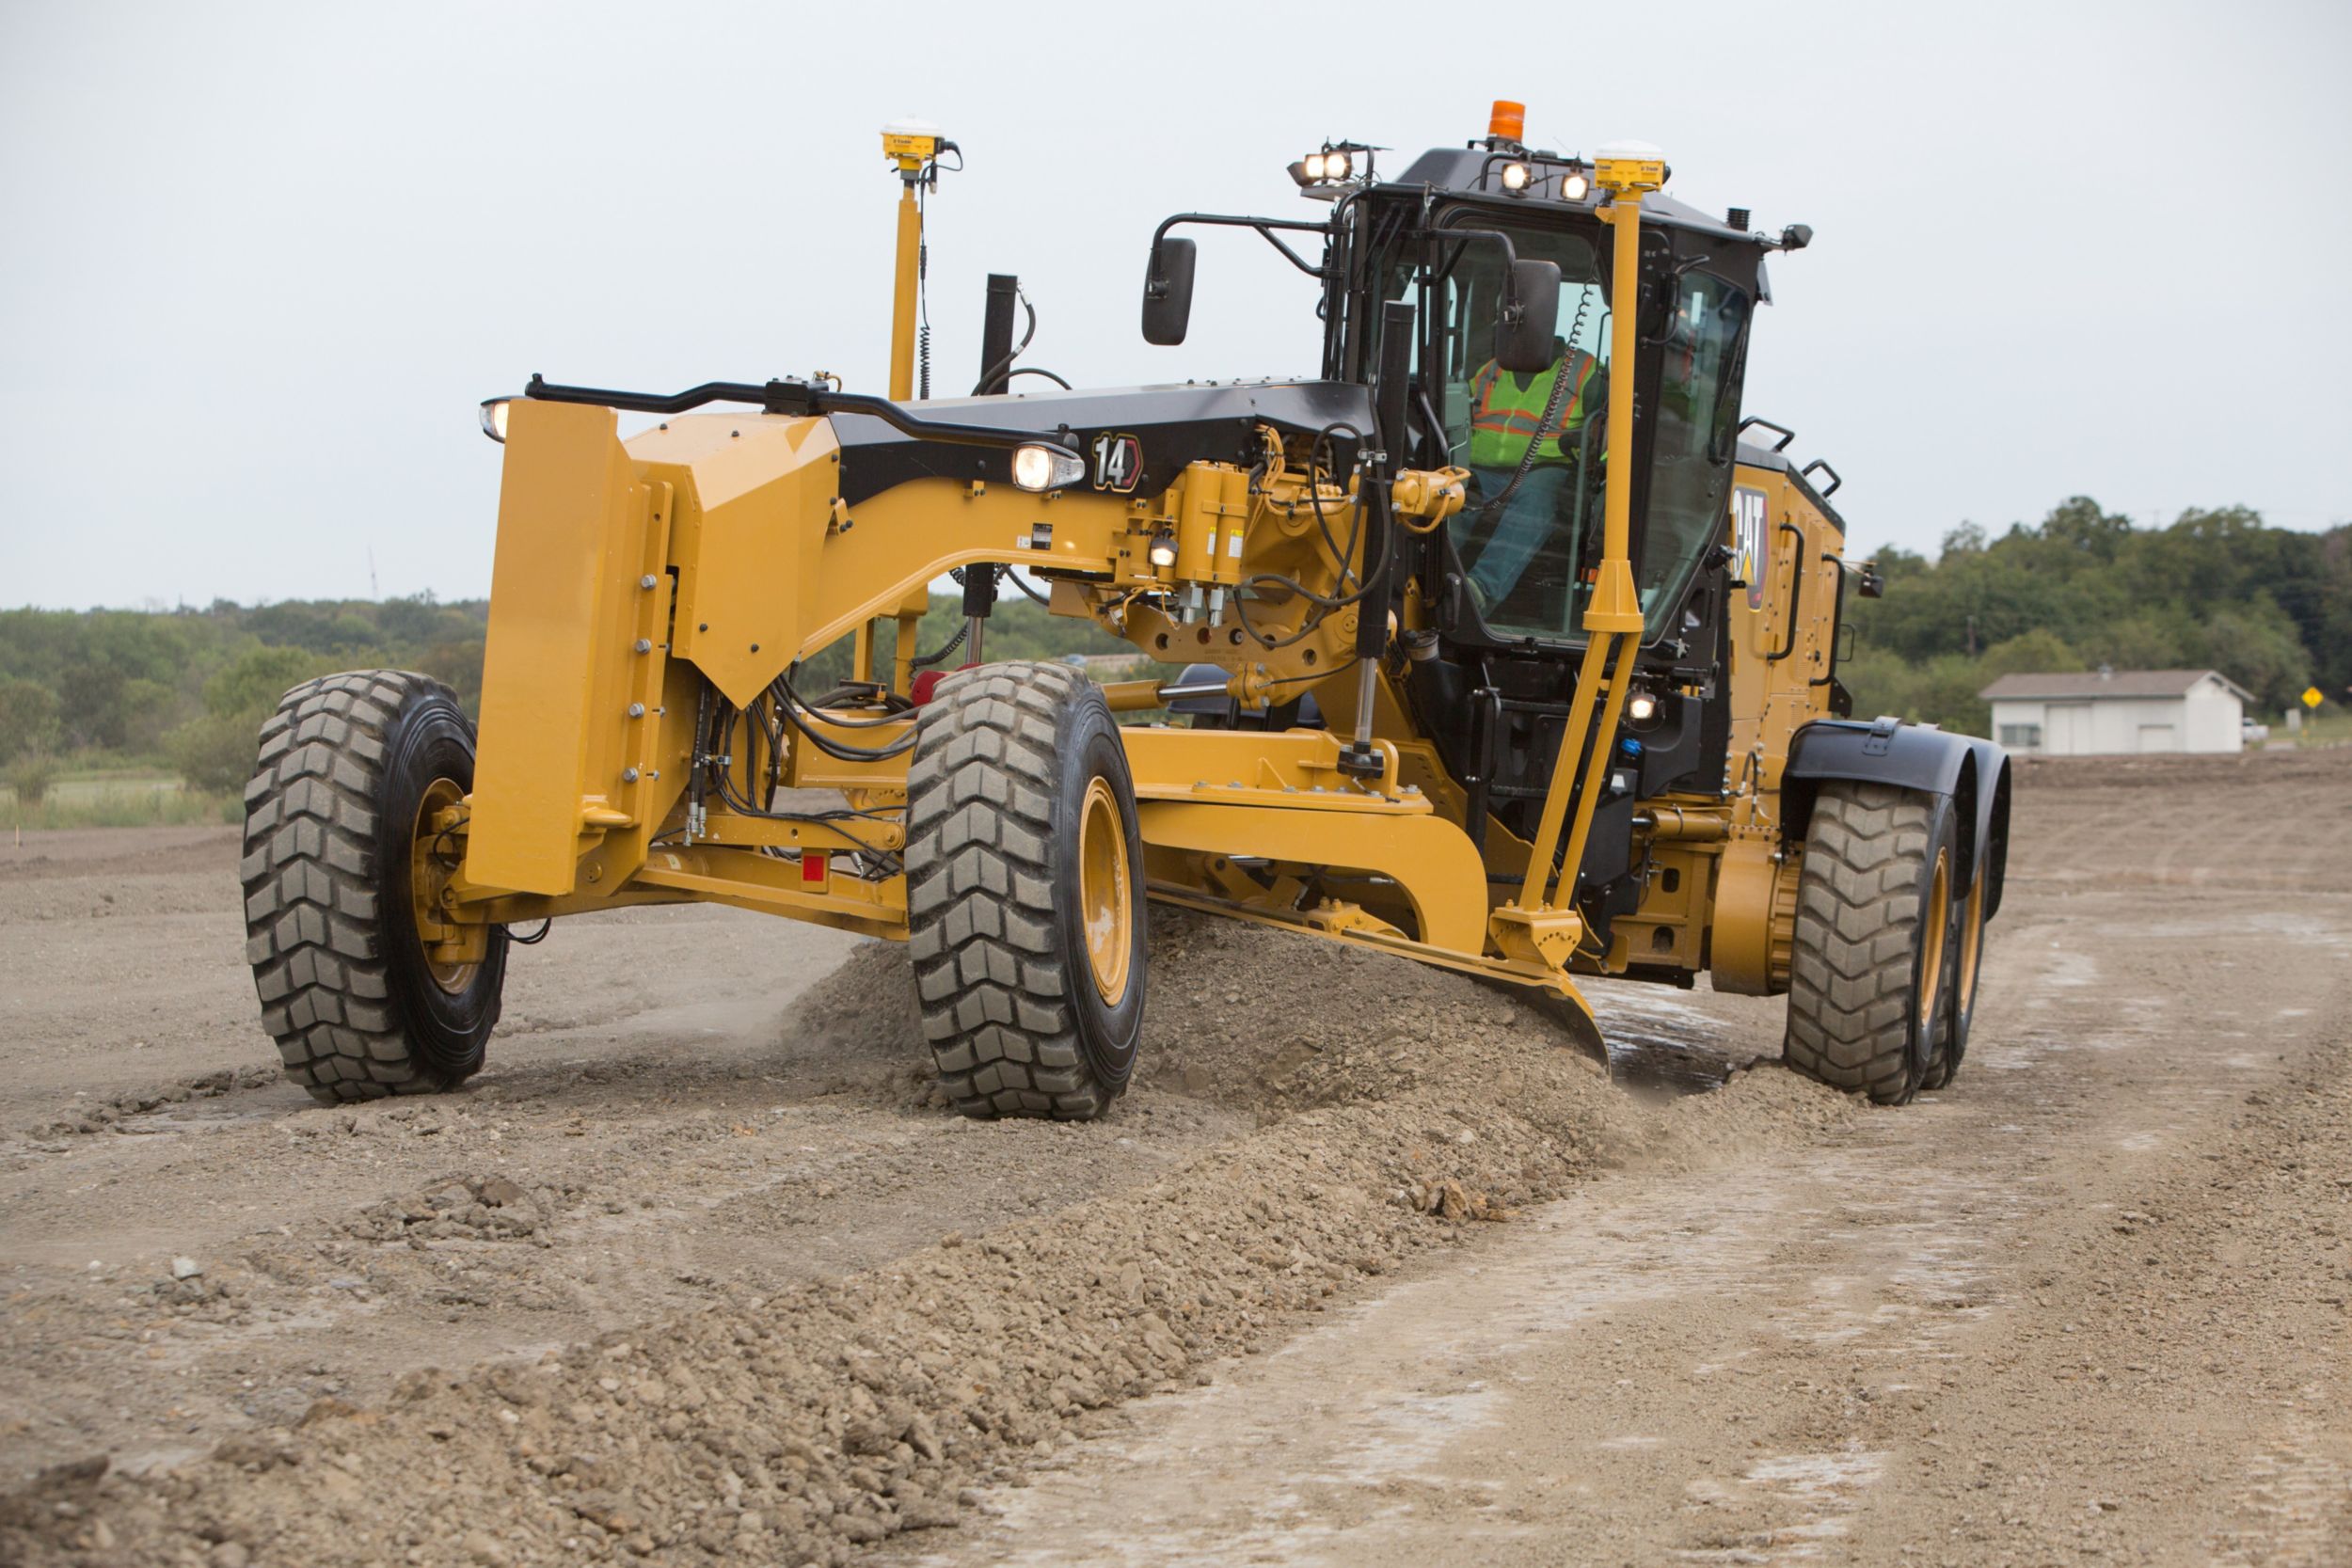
166, 711, 265, 794
158, 645, 329, 793
1977, 629, 2083, 681
0, 677, 62, 764
6, 751, 59, 810
203, 645, 326, 718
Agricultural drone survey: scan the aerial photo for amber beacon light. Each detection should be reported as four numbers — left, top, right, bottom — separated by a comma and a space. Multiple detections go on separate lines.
1487, 100, 1526, 143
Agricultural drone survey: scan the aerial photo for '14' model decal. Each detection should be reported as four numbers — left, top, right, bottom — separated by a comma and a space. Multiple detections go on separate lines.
1092, 433, 1142, 494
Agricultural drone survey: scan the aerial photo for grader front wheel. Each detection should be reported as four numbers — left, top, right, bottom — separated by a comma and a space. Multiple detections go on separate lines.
242, 671, 508, 1104
1782, 780, 1961, 1106
904, 663, 1147, 1119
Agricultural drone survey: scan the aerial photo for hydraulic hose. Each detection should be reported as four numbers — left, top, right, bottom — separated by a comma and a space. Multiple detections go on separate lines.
772, 670, 917, 759
1234, 421, 1386, 655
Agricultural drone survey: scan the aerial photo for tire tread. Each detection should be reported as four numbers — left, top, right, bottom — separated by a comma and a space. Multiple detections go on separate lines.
242, 670, 471, 1104
904, 663, 1120, 1119
1784, 781, 1938, 1103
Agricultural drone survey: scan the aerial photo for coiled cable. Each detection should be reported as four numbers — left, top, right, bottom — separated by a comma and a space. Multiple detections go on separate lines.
1471, 282, 1595, 523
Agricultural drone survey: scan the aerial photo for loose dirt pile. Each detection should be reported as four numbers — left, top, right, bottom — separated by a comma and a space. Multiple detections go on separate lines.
2, 911, 1852, 1567
22, 1067, 280, 1141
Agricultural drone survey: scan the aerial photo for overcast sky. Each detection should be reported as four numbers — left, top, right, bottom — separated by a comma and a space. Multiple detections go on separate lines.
4, 0, 2346, 610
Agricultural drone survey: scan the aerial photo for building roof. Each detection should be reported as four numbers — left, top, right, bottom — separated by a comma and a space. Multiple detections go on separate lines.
1978, 669, 2253, 703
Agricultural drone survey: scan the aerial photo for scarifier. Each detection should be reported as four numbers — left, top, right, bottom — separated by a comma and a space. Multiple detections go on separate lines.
241, 105, 2010, 1115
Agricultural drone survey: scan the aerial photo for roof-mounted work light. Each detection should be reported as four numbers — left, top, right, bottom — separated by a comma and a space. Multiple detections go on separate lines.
1289, 140, 1378, 194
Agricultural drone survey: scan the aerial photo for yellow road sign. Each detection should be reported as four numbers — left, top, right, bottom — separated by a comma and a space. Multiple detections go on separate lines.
2303, 686, 2326, 709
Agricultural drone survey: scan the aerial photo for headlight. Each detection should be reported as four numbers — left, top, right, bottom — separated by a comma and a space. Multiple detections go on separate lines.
479, 398, 511, 443
1626, 690, 1660, 723
1147, 529, 1178, 568
1324, 150, 1350, 180
1559, 170, 1590, 201
1303, 151, 1327, 181
1011, 443, 1086, 492
1501, 161, 1530, 192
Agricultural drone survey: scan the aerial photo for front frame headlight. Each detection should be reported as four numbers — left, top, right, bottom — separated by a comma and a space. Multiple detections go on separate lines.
1011, 443, 1086, 492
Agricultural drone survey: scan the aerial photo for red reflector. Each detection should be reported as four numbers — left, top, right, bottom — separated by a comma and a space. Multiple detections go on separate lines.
908, 662, 981, 707
802, 851, 828, 884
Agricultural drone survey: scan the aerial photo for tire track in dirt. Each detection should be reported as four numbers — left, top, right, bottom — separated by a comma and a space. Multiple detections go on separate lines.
4, 752, 2347, 1566
1, 910, 1863, 1567
894, 756, 2352, 1567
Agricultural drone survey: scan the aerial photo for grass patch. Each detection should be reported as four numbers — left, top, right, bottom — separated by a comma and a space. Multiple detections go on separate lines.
3, 776, 239, 830
2287, 709, 2352, 747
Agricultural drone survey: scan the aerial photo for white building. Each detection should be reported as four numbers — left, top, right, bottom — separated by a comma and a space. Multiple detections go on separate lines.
1978, 668, 2250, 756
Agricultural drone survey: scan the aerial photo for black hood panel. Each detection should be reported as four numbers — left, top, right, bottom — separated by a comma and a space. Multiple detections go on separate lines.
832, 379, 1375, 506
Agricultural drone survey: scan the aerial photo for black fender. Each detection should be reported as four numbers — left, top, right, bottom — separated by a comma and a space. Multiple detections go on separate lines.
1783, 718, 2011, 921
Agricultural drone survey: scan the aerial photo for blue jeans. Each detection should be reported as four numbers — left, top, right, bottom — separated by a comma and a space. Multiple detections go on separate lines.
1466, 464, 1572, 606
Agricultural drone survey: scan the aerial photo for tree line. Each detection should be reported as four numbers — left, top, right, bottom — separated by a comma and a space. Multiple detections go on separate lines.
0, 596, 491, 801
1842, 500, 2346, 736
0, 585, 1136, 801
3, 499, 2342, 802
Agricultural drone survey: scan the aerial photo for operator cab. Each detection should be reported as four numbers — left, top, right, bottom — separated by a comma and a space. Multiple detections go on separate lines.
1332, 145, 1769, 661
1136, 109, 1813, 899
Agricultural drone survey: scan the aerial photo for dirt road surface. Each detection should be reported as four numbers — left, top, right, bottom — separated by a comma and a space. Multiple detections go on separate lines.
3, 751, 2346, 1566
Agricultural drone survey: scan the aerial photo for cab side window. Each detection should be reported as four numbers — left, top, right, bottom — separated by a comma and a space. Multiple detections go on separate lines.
1640, 274, 1750, 633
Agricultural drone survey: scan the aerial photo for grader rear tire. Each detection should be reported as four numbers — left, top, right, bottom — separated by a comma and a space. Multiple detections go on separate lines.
241, 671, 507, 1105
1920, 847, 1988, 1091
904, 662, 1146, 1119
1783, 780, 1960, 1106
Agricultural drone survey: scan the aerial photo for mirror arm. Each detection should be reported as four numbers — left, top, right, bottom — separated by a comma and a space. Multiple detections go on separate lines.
1252, 226, 1323, 278
1148, 212, 1333, 280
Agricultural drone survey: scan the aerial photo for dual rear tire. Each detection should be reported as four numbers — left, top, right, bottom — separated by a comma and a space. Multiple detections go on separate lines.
1921, 845, 1988, 1092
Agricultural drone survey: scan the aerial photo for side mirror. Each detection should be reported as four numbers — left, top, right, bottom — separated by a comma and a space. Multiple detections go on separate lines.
1141, 237, 1198, 346
1494, 259, 1562, 372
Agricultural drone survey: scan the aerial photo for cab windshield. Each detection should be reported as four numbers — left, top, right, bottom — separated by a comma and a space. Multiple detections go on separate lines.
1394, 209, 1750, 643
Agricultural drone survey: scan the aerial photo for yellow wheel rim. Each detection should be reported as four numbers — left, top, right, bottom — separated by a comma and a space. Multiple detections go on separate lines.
1917, 846, 1951, 1033
409, 778, 477, 995
1077, 776, 1134, 1006
1957, 862, 1985, 1015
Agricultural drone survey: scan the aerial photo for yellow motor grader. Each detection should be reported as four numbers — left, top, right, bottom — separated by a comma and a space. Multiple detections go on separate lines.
242, 104, 2009, 1116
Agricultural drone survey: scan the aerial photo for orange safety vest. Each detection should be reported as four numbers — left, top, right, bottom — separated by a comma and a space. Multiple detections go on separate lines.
1468, 350, 1596, 468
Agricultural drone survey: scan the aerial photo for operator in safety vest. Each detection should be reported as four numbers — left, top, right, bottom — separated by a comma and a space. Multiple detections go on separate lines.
1460, 341, 1602, 611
